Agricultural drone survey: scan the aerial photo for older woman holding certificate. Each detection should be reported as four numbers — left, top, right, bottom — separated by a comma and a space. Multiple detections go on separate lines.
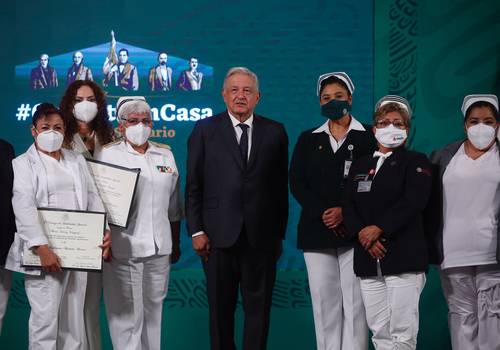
5, 103, 110, 350
98, 96, 182, 350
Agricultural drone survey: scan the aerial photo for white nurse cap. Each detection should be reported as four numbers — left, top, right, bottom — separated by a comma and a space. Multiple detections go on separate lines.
375, 95, 412, 118
317, 72, 355, 96
116, 96, 148, 122
461, 94, 499, 117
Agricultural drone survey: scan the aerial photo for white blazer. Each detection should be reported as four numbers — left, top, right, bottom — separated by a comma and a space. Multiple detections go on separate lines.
72, 133, 103, 160
5, 144, 105, 275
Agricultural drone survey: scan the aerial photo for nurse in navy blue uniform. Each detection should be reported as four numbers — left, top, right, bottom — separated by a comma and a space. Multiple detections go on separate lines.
290, 72, 376, 350
343, 95, 432, 350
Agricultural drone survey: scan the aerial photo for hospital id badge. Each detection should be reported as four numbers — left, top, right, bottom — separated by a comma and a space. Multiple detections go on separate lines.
357, 180, 372, 193
343, 160, 352, 178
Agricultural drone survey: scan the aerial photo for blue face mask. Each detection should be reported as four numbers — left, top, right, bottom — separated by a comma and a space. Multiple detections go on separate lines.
321, 99, 351, 120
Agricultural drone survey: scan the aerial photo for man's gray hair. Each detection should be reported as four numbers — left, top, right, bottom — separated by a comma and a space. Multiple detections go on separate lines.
223, 67, 259, 92
116, 97, 151, 122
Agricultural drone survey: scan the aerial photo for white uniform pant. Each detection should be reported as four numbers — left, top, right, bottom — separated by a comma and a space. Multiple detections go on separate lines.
360, 272, 425, 350
440, 264, 500, 350
0, 267, 12, 334
25, 270, 87, 350
84, 271, 102, 350
304, 248, 368, 350
103, 254, 170, 350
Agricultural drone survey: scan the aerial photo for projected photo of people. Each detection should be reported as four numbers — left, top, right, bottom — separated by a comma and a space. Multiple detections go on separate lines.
102, 31, 139, 91
148, 52, 172, 92
30, 54, 58, 90
66, 51, 93, 86
176, 57, 203, 91
16, 30, 213, 95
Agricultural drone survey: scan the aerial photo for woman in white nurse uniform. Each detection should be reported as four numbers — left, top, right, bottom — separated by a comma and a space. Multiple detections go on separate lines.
98, 96, 182, 350
5, 103, 110, 350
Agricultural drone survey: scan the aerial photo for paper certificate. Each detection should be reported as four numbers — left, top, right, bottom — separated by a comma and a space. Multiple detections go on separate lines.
22, 208, 106, 271
86, 159, 140, 228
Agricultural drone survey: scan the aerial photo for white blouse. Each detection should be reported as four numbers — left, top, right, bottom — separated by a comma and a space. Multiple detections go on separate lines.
39, 151, 79, 210
441, 144, 500, 269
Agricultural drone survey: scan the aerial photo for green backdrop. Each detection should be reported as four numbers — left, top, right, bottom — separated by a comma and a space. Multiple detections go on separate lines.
1, 0, 499, 349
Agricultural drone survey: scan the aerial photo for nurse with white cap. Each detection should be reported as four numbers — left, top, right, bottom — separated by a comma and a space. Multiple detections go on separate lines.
290, 72, 376, 350
98, 96, 183, 350
343, 95, 432, 350
430, 94, 500, 350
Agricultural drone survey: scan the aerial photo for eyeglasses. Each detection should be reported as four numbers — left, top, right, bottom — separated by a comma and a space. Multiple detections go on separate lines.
374, 119, 407, 129
124, 118, 152, 126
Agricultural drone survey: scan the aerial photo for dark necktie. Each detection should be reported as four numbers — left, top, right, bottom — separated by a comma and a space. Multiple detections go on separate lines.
238, 123, 249, 166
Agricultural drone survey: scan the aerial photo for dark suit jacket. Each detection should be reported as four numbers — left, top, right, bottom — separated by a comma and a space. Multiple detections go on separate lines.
343, 147, 432, 277
0, 139, 16, 266
428, 140, 500, 265
185, 112, 289, 249
290, 125, 376, 250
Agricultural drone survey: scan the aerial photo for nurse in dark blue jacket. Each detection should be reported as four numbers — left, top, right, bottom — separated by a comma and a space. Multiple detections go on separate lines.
343, 95, 432, 350
290, 72, 376, 350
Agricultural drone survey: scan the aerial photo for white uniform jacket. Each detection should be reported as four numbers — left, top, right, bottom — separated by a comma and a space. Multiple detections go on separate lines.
5, 144, 105, 275
97, 140, 183, 259
72, 133, 103, 160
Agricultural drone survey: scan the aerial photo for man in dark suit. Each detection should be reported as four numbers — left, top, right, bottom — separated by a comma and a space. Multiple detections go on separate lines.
186, 67, 288, 350
0, 139, 15, 334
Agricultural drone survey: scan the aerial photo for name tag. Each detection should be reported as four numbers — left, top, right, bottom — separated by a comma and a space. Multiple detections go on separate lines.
343, 160, 352, 178
357, 180, 372, 193
354, 174, 368, 181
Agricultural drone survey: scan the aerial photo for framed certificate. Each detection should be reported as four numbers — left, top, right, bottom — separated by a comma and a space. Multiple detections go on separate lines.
86, 159, 140, 228
22, 208, 107, 271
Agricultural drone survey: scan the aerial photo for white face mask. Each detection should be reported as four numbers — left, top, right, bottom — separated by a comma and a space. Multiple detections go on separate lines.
36, 130, 64, 152
73, 100, 98, 123
125, 123, 151, 146
375, 124, 407, 148
467, 123, 496, 150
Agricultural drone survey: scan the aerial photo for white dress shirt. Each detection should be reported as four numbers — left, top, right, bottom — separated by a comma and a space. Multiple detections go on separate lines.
441, 144, 500, 269
97, 140, 183, 258
312, 116, 365, 153
160, 66, 168, 82
39, 152, 79, 210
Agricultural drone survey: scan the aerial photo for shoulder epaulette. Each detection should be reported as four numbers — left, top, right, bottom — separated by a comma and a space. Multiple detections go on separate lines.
150, 141, 171, 150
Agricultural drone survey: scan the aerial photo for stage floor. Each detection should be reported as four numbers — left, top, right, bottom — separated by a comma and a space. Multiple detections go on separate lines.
1, 269, 450, 349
